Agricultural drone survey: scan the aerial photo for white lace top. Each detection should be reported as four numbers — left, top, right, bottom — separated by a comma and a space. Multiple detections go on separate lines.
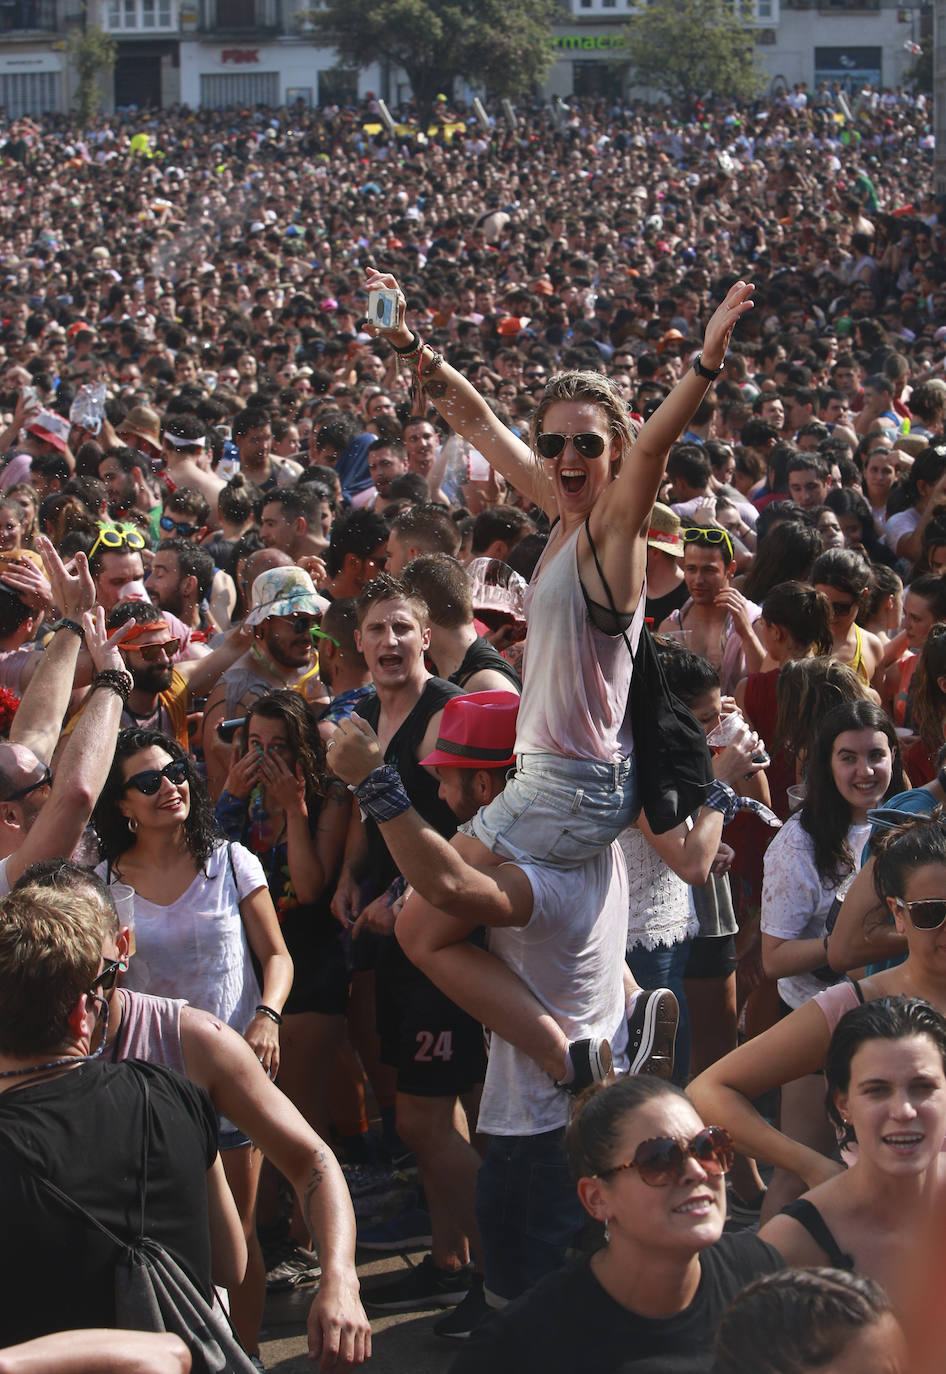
618, 825, 699, 953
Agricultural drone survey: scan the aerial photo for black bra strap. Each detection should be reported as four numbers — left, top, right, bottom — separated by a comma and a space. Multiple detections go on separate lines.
583, 516, 634, 658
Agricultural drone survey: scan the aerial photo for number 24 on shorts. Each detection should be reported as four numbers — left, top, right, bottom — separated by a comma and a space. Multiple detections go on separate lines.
414, 1030, 454, 1062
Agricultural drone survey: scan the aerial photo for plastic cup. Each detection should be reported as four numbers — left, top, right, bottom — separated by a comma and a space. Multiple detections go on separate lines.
109, 881, 136, 955
786, 783, 807, 813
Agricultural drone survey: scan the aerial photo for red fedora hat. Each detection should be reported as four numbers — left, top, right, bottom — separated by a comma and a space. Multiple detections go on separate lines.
421, 690, 519, 769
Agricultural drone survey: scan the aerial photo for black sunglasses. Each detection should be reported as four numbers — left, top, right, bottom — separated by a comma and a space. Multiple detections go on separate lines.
597, 1126, 734, 1188
5, 764, 52, 802
895, 897, 946, 932
92, 957, 127, 993
535, 431, 607, 461
122, 757, 189, 796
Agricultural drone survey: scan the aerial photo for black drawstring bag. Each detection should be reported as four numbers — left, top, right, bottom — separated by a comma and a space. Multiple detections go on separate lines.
585, 517, 713, 835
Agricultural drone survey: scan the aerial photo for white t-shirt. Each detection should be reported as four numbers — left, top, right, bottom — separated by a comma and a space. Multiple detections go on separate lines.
884, 506, 919, 555
95, 841, 267, 1033
761, 814, 870, 1009
477, 842, 630, 1137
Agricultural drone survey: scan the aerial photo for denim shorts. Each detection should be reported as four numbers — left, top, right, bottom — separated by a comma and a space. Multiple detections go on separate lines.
459, 752, 637, 869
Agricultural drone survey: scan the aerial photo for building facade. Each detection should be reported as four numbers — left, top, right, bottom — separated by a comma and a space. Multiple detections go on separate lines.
0, 0, 932, 117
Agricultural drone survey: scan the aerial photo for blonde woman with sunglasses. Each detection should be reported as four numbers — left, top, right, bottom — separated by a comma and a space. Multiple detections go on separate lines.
338, 271, 755, 1093
690, 812, 946, 1203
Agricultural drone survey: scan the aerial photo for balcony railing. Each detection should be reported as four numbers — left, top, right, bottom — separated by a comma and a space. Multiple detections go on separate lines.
200, 0, 279, 31
0, 0, 57, 31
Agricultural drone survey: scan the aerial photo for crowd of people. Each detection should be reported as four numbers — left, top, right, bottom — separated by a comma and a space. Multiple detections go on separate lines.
0, 80, 944, 1373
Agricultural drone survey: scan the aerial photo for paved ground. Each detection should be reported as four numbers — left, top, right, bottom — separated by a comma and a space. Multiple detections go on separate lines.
260, 1248, 456, 1374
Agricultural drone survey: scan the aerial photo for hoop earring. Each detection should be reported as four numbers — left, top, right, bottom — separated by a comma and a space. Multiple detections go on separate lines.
128, 817, 138, 834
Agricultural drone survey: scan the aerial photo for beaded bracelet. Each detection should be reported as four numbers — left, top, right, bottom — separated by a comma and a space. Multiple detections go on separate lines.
53, 618, 85, 639
91, 668, 134, 704
255, 1003, 283, 1026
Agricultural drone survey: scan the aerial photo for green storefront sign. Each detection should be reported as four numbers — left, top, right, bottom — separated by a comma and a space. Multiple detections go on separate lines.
552, 33, 627, 51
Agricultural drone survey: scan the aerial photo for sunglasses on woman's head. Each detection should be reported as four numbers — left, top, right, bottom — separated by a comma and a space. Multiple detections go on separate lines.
895, 897, 946, 932
121, 757, 189, 796
597, 1126, 734, 1188
535, 432, 607, 461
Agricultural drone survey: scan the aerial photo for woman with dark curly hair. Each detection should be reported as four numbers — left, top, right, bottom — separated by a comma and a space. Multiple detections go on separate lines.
215, 690, 350, 1138
91, 725, 292, 1360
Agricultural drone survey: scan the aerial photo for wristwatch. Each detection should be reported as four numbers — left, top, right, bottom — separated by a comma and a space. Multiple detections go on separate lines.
693, 352, 724, 381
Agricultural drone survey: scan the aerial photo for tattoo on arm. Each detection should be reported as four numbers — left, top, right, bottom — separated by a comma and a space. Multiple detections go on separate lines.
302, 1147, 327, 1243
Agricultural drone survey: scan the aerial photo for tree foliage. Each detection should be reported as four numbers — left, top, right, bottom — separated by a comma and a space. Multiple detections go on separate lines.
622, 0, 768, 110
67, 16, 117, 127
311, 0, 560, 112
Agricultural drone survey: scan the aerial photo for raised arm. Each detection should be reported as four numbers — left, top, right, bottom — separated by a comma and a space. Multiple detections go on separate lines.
597, 280, 755, 538
8, 537, 95, 762
5, 610, 131, 887
364, 268, 551, 511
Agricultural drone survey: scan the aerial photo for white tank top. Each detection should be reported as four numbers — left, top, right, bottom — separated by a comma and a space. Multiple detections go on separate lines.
516, 523, 643, 762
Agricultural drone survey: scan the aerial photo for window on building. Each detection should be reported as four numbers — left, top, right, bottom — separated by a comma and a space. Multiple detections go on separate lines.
0, 70, 59, 114
200, 71, 279, 106
107, 0, 173, 27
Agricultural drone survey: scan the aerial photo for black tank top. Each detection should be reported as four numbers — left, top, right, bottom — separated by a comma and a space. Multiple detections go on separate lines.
450, 636, 522, 693
356, 676, 463, 895
779, 1198, 854, 1271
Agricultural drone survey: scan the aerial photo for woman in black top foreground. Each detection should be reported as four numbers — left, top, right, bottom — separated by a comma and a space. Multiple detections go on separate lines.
451, 1076, 782, 1374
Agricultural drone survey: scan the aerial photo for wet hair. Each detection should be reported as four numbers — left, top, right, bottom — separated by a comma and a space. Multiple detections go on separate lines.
530, 370, 637, 480
656, 646, 720, 705
12, 859, 118, 932
218, 471, 255, 526
741, 522, 822, 604
93, 727, 220, 869
244, 689, 329, 814
873, 811, 946, 906
163, 485, 210, 526
324, 509, 390, 578
906, 573, 946, 625
320, 597, 365, 665
910, 624, 946, 751
713, 1267, 895, 1374
355, 571, 429, 631
156, 537, 215, 603
761, 581, 832, 656
401, 553, 472, 628
565, 1076, 691, 1182
810, 546, 871, 601
858, 564, 902, 628
801, 701, 902, 886
0, 885, 108, 1057
392, 503, 461, 559
824, 997, 946, 1145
